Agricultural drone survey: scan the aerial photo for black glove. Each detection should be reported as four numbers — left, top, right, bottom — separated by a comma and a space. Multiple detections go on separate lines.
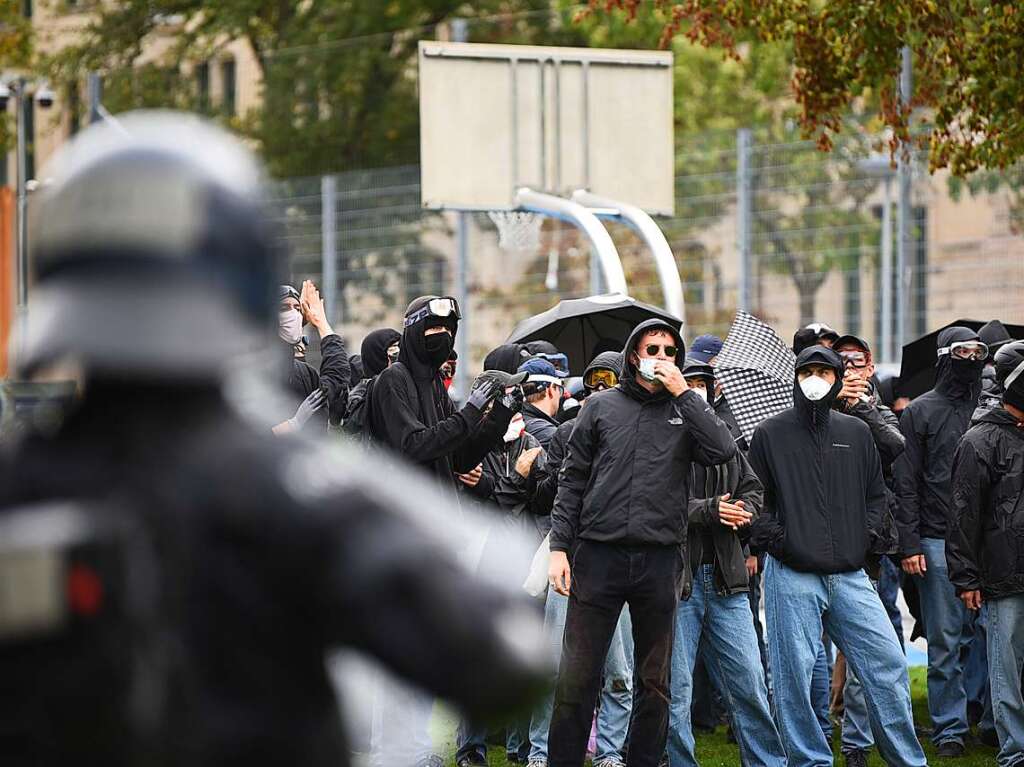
499, 386, 524, 414
467, 378, 500, 410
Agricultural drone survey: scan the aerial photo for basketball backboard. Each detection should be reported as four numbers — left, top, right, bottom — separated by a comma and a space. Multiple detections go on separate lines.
418, 42, 674, 216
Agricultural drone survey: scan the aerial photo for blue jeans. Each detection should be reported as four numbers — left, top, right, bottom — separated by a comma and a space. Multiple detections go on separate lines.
842, 578, 885, 755
528, 589, 633, 763
765, 557, 926, 767
918, 537, 970, 746
810, 637, 833, 743
668, 565, 786, 767
963, 605, 995, 733
988, 594, 1024, 767
878, 556, 905, 648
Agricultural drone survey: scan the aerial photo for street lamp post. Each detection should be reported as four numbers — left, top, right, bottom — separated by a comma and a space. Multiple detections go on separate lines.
857, 155, 896, 364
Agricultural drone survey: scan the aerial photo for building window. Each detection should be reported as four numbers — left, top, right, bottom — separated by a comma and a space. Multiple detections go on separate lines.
220, 59, 236, 116
196, 62, 210, 113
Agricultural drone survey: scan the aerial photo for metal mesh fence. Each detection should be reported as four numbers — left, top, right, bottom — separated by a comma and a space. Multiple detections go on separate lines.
271, 130, 1024, 382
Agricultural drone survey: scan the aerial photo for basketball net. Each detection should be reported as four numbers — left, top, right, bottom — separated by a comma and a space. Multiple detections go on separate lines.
488, 210, 543, 254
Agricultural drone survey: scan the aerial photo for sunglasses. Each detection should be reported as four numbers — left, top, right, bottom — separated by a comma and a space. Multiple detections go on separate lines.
839, 350, 870, 368
939, 341, 989, 362
585, 368, 619, 390
642, 344, 678, 358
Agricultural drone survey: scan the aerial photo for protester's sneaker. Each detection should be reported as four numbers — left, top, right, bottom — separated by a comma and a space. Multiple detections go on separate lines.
418, 755, 447, 767
526, 759, 547, 767
843, 749, 869, 767
978, 728, 999, 748
455, 755, 486, 767
593, 759, 626, 767
935, 741, 965, 758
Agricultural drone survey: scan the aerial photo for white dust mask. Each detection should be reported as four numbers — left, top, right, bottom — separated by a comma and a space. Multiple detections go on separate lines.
799, 375, 832, 402
279, 309, 303, 345
637, 358, 659, 382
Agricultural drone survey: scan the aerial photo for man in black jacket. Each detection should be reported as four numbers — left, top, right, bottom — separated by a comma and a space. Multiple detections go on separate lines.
667, 360, 785, 767
895, 326, 988, 756
273, 280, 350, 434
368, 298, 522, 767
948, 340, 1024, 767
547, 319, 736, 767
0, 111, 549, 767
750, 346, 926, 767
342, 328, 400, 440
520, 356, 565, 449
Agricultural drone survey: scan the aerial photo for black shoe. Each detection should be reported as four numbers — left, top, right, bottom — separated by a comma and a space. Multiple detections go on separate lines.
457, 754, 487, 767
506, 755, 520, 765
935, 740, 965, 758
843, 750, 869, 767
979, 728, 999, 748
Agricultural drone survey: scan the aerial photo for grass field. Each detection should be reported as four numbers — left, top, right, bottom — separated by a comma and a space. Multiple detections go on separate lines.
434, 668, 998, 767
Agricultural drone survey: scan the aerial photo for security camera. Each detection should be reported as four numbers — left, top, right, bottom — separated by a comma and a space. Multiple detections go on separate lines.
35, 84, 55, 109
0, 82, 10, 110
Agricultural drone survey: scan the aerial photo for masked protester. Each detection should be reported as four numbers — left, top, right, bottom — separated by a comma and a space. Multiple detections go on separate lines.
667, 360, 785, 767
747, 346, 927, 767
894, 326, 988, 757
342, 328, 400, 441
976, 319, 1016, 414
273, 280, 350, 434
547, 319, 736, 767
0, 111, 549, 767
527, 349, 634, 767
947, 340, 1024, 767
368, 296, 522, 767
827, 335, 907, 765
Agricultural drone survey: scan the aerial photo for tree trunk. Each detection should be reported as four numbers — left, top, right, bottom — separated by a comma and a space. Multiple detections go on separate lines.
798, 281, 817, 327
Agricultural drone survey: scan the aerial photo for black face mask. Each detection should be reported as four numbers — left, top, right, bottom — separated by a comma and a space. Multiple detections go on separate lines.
424, 332, 454, 369
951, 357, 985, 384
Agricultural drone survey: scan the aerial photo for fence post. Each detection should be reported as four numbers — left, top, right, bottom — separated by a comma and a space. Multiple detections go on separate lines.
736, 128, 753, 312
454, 212, 470, 399
321, 175, 337, 323
896, 46, 912, 349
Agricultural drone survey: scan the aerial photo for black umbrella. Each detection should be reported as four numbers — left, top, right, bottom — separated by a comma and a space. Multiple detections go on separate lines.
898, 318, 1024, 399
506, 293, 682, 375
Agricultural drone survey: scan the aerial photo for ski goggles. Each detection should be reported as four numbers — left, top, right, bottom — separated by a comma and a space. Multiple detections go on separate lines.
642, 343, 678, 358
839, 350, 870, 368
584, 368, 619, 390
404, 297, 461, 328
938, 340, 988, 362
535, 352, 570, 377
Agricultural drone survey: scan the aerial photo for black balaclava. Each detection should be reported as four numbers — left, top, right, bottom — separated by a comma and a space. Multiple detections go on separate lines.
935, 326, 984, 400
360, 328, 401, 378
793, 345, 844, 431
397, 296, 458, 429
620, 318, 685, 402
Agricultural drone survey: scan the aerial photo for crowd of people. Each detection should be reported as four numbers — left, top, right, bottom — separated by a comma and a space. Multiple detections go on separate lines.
2, 112, 1022, 767
278, 270, 1024, 767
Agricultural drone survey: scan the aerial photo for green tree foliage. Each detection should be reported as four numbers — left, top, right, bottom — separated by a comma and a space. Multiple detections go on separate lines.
586, 0, 1024, 178
0, 1, 33, 151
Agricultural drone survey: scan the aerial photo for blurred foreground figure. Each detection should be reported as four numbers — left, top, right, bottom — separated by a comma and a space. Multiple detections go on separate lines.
0, 112, 548, 767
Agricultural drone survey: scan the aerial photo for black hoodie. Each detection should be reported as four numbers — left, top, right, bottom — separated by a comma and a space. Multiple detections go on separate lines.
549, 318, 736, 553
947, 405, 1024, 600
894, 326, 985, 556
748, 346, 889, 574
370, 297, 511, 489
361, 328, 401, 378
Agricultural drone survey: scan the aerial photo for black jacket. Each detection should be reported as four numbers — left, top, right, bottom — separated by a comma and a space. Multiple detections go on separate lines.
947, 406, 1024, 600
0, 383, 546, 767
749, 346, 889, 574
286, 333, 350, 428
894, 327, 985, 556
370, 302, 511, 490
682, 450, 763, 599
715, 394, 749, 453
531, 418, 573, 537
523, 403, 560, 449
549, 319, 736, 553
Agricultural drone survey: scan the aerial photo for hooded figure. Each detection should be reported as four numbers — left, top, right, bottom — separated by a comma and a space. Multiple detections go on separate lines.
546, 318, 736, 767
484, 343, 530, 374
747, 346, 927, 767
977, 319, 1016, 413
361, 328, 401, 379
748, 346, 889, 573
342, 329, 400, 439
369, 297, 513, 491
894, 326, 985, 559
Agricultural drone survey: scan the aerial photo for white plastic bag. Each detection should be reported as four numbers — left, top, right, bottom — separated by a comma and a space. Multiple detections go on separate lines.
523, 532, 551, 597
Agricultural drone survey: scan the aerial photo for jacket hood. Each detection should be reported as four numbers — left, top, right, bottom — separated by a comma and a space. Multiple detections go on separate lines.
583, 351, 623, 380
978, 319, 1013, 352
975, 404, 1024, 431
483, 343, 529, 374
935, 325, 983, 400
620, 318, 685, 401
361, 328, 401, 378
398, 295, 457, 381
793, 345, 844, 426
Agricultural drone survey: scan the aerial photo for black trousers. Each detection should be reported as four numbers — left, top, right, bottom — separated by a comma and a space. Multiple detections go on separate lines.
549, 540, 680, 767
